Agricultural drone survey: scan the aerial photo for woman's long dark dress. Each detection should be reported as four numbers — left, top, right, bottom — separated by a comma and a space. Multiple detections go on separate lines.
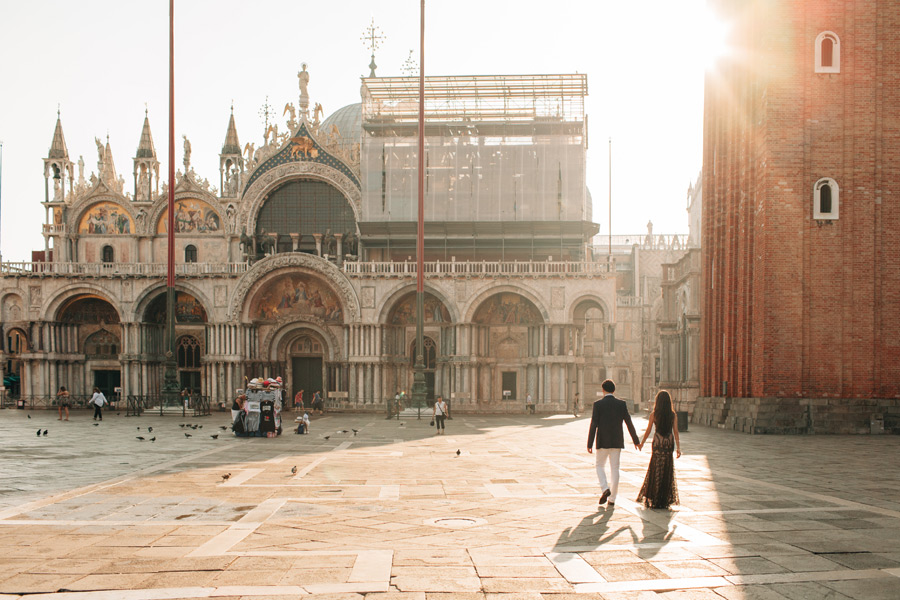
636, 413, 679, 509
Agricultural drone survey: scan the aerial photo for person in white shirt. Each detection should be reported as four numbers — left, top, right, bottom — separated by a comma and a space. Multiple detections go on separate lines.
433, 396, 448, 435
90, 387, 107, 421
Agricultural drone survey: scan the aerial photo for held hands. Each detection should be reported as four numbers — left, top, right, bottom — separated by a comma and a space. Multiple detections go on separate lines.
637, 442, 644, 451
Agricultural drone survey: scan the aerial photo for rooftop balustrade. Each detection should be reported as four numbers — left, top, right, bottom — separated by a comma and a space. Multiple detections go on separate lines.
0, 259, 613, 279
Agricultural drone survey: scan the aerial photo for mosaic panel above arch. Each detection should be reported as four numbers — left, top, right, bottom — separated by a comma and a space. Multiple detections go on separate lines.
473, 293, 543, 325
78, 201, 133, 235
250, 273, 344, 324
145, 292, 208, 324
388, 292, 452, 324
157, 198, 222, 234
58, 296, 120, 324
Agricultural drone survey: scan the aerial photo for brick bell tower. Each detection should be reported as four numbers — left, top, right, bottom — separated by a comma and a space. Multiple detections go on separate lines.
698, 0, 900, 433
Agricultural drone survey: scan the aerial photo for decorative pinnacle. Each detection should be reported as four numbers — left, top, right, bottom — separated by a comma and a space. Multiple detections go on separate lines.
258, 95, 273, 130
361, 18, 385, 77
401, 50, 418, 76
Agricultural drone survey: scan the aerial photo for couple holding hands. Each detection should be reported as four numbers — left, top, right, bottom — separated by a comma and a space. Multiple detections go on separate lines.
587, 379, 681, 509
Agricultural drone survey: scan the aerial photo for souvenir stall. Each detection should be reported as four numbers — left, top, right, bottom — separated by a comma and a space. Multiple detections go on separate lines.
233, 377, 283, 437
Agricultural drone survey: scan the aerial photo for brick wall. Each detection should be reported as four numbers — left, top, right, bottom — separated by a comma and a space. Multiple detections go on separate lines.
702, 0, 900, 403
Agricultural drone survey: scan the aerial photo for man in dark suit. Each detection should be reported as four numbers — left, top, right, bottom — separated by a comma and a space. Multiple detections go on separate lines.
587, 379, 640, 507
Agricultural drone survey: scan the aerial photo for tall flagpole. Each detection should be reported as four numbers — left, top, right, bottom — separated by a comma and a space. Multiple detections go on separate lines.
411, 0, 427, 413
0, 141, 4, 264
608, 137, 612, 261
163, 0, 179, 399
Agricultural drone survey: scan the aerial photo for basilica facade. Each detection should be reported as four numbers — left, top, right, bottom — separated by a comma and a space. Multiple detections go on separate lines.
0, 70, 646, 413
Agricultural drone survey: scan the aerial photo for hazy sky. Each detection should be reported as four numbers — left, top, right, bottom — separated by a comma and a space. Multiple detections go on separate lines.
0, 0, 721, 262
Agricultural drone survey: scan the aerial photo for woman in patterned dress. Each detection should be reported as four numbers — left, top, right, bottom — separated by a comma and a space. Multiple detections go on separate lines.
636, 390, 681, 509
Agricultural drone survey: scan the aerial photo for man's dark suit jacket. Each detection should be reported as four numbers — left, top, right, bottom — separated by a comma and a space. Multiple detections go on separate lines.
587, 394, 640, 449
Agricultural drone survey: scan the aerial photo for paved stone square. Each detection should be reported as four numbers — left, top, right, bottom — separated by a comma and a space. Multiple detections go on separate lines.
1, 407, 899, 599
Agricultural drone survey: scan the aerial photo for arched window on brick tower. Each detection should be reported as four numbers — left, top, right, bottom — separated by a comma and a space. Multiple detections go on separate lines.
814, 178, 839, 220
815, 31, 840, 74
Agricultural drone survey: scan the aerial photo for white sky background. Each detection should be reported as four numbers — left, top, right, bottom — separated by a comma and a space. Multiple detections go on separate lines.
0, 0, 718, 262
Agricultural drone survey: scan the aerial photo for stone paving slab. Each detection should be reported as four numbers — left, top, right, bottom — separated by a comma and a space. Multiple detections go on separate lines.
0, 408, 899, 599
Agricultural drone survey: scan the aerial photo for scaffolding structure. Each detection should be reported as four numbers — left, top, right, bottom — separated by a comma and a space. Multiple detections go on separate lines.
362, 74, 587, 124
360, 74, 588, 228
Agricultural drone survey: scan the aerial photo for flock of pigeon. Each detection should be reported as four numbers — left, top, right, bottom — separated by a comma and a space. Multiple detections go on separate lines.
26, 413, 463, 486
27, 413, 228, 443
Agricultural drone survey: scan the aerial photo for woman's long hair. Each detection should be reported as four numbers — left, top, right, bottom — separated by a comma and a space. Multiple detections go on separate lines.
653, 390, 676, 433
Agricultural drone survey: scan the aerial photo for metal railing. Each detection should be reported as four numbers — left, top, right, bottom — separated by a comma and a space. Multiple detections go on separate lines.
2, 394, 119, 410
344, 260, 612, 278
0, 262, 248, 277
125, 394, 211, 417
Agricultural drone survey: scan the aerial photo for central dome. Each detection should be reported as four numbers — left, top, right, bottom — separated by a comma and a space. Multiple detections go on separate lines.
320, 103, 362, 149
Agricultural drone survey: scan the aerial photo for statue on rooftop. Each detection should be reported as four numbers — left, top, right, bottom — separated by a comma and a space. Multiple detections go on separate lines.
183, 135, 192, 170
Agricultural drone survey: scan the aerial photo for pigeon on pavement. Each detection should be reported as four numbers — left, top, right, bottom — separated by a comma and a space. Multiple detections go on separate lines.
42, 429, 48, 436
210, 434, 219, 439
36, 429, 41, 436
221, 473, 231, 482
456, 449, 461, 456
184, 433, 192, 438
291, 466, 298, 475
136, 436, 145, 441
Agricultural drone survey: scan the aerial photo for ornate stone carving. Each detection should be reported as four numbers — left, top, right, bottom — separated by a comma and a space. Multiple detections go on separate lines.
29, 286, 42, 308
261, 315, 342, 361
214, 285, 227, 307
551, 286, 565, 310
361, 286, 375, 309
227, 253, 360, 322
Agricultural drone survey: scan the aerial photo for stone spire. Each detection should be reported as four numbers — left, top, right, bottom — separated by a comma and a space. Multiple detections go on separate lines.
219, 105, 244, 198
47, 111, 69, 159
44, 110, 74, 206
136, 110, 157, 159
103, 135, 117, 185
134, 109, 160, 202
222, 108, 241, 155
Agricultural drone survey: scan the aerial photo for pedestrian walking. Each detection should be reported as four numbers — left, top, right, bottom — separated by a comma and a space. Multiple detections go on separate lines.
89, 387, 107, 421
294, 389, 304, 412
433, 396, 448, 435
312, 390, 323, 414
56, 386, 70, 421
587, 379, 640, 508
573, 392, 581, 418
635, 390, 681, 509
526, 392, 535, 414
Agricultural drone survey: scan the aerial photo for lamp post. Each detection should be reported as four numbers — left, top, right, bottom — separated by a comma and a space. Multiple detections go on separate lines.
410, 0, 427, 413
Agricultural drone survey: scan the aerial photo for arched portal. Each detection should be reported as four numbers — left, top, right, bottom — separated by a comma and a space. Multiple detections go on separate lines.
58, 295, 123, 399
407, 336, 437, 401
285, 331, 329, 410
471, 292, 544, 406
573, 298, 611, 401
248, 270, 347, 404
4, 328, 28, 397
384, 291, 452, 402
143, 291, 208, 395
